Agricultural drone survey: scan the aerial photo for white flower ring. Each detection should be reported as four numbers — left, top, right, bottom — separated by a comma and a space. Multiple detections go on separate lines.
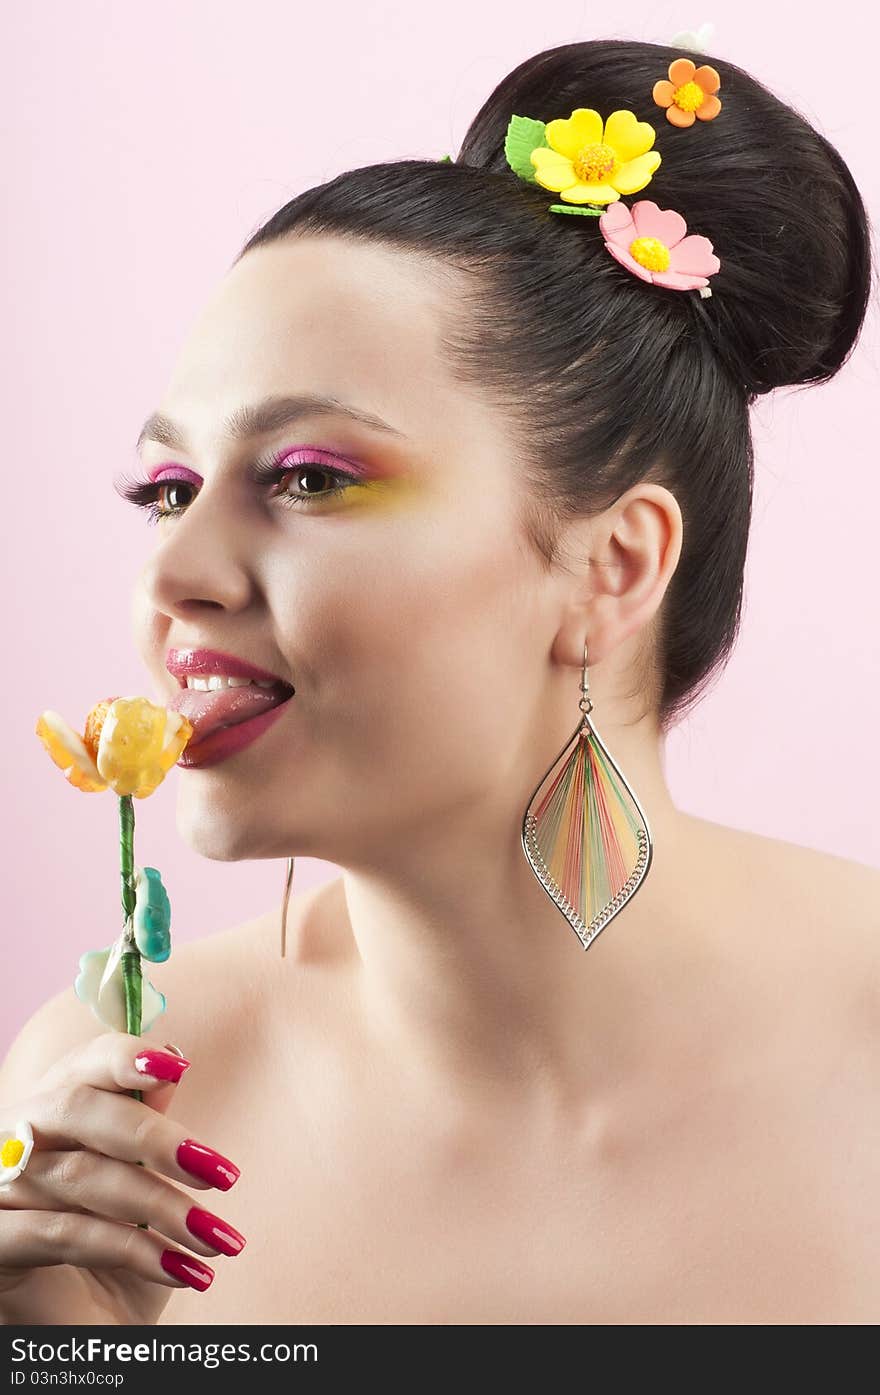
0, 1120, 35, 1186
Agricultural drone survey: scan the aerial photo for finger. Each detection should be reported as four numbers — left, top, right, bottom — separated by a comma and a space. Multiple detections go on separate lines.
0, 1210, 214, 1291
141, 1043, 191, 1118
0, 1151, 245, 1259
38, 1033, 190, 1098
24, 1085, 241, 1194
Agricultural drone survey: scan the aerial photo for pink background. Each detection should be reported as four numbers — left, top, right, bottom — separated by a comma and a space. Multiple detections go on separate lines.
3, 3, 878, 1058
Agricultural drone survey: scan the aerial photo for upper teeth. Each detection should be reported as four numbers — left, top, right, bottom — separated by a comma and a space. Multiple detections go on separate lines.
184, 676, 278, 690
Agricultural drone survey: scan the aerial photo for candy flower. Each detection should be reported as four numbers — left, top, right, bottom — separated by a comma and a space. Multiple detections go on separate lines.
36, 692, 185, 1220
599, 199, 720, 294
653, 57, 722, 127
506, 109, 660, 206
0, 1121, 34, 1185
35, 696, 192, 799
75, 933, 167, 1032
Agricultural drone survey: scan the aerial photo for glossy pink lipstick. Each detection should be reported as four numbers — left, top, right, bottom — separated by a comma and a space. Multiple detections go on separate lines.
166, 647, 295, 770
176, 699, 292, 768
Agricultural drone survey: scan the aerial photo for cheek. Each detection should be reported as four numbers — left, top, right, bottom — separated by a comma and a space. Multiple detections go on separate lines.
294, 518, 534, 792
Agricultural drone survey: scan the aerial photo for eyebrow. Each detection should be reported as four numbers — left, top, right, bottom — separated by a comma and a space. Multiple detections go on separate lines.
135, 392, 407, 455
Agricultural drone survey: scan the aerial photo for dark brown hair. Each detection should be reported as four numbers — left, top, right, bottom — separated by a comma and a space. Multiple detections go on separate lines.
236, 39, 873, 732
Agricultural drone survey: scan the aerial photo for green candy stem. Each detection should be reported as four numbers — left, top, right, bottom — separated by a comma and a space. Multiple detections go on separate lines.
119, 794, 148, 1229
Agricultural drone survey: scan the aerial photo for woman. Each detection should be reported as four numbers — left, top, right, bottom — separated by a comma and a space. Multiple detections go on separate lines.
1, 38, 877, 1325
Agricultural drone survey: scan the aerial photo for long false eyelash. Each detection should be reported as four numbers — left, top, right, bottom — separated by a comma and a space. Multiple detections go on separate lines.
113, 450, 355, 525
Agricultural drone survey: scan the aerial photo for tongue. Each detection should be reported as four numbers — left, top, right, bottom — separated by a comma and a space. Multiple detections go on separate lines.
168, 683, 293, 746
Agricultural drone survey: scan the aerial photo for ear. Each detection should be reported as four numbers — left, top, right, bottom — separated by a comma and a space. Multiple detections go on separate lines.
551, 483, 683, 671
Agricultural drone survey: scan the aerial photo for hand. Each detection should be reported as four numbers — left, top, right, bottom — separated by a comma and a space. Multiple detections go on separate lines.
0, 1034, 245, 1324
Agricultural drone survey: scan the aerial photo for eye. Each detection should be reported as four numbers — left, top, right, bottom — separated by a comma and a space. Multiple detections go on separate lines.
279, 463, 353, 505
115, 452, 361, 525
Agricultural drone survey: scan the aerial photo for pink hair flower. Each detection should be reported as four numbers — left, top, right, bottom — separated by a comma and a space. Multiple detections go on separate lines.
598, 199, 720, 296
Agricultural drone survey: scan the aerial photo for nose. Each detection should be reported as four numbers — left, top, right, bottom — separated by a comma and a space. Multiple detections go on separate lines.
138, 476, 257, 621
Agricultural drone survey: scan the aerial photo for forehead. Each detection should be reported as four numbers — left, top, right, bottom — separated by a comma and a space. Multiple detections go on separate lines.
159, 235, 486, 452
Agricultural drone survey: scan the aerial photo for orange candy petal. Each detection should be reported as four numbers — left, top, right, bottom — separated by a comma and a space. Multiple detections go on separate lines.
696, 95, 722, 121
666, 105, 696, 127
668, 57, 696, 86
652, 79, 676, 107
694, 65, 721, 95
83, 698, 121, 764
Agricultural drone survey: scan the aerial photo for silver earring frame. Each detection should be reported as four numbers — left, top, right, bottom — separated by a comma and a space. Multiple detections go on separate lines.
520, 636, 654, 952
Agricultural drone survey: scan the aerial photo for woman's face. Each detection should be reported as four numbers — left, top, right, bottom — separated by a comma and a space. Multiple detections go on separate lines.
133, 236, 560, 865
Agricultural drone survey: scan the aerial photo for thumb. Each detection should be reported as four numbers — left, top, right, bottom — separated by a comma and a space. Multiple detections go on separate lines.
135, 1041, 191, 1116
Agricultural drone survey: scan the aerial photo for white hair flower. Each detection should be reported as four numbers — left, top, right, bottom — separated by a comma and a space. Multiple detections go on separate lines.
669, 22, 715, 53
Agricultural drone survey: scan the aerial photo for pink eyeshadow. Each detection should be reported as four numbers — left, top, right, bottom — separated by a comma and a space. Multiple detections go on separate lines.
146, 444, 390, 485
148, 463, 202, 484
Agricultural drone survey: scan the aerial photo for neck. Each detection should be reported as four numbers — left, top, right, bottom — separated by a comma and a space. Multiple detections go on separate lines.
314, 708, 696, 1110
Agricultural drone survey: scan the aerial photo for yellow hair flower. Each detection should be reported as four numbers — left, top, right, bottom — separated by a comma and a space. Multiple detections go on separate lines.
35, 696, 193, 799
505, 108, 661, 207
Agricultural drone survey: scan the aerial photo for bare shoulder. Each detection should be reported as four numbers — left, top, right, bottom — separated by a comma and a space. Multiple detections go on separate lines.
682, 813, 880, 1022
0, 982, 105, 1105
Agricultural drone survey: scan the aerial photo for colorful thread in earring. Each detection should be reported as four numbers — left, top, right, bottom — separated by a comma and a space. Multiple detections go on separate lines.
521, 638, 653, 951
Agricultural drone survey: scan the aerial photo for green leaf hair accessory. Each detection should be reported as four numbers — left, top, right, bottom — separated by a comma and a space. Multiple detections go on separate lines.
504, 115, 550, 182
504, 107, 661, 216
438, 153, 453, 163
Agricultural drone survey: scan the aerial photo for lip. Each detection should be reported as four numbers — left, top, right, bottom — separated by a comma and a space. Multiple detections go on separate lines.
168, 676, 295, 748
176, 696, 293, 768
166, 647, 293, 688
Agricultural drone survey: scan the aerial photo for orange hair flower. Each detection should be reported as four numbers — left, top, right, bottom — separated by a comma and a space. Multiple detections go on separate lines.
653, 57, 721, 127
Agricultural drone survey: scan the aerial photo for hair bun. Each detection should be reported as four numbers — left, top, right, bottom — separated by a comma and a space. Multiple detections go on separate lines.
457, 39, 872, 399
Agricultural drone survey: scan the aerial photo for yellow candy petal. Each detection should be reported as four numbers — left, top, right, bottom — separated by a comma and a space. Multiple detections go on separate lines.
531, 146, 579, 192
96, 697, 191, 799
611, 151, 662, 196
35, 712, 107, 792
160, 709, 194, 768
602, 109, 657, 164
544, 108, 603, 160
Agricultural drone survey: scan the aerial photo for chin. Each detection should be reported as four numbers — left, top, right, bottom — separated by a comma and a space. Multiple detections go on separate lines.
179, 819, 257, 862
175, 799, 322, 863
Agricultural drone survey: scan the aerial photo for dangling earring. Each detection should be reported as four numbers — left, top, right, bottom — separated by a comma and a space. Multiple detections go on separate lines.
521, 637, 653, 952
280, 855, 295, 958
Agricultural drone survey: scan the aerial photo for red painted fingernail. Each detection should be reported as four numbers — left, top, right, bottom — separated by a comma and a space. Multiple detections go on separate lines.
185, 1205, 247, 1256
160, 1248, 214, 1291
134, 1049, 191, 1083
177, 1138, 241, 1191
